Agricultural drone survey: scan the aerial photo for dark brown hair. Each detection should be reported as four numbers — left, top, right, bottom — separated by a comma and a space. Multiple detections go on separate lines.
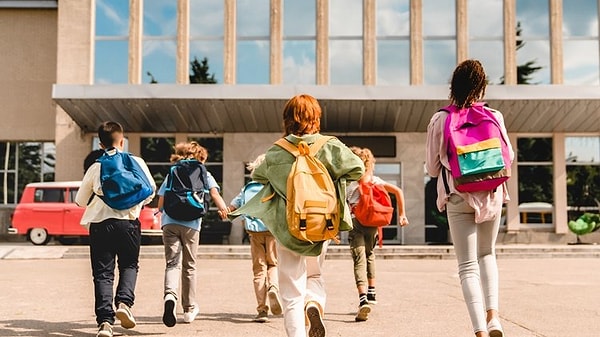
449, 59, 488, 108
97, 121, 124, 148
282, 94, 322, 136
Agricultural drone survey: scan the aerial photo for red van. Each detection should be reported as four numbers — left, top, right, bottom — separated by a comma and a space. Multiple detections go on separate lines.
10, 181, 161, 245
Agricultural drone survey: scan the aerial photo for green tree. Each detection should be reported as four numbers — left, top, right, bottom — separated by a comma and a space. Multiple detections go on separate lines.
189, 56, 217, 84
501, 22, 543, 84
146, 71, 158, 84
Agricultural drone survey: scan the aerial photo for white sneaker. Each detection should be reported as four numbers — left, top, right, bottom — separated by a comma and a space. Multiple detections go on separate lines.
162, 293, 177, 327
115, 302, 136, 329
305, 302, 326, 337
96, 322, 113, 337
487, 318, 504, 337
183, 306, 199, 323
267, 286, 283, 315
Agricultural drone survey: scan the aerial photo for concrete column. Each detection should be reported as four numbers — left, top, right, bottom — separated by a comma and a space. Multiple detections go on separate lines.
176, 0, 190, 84
506, 132, 520, 232
55, 0, 94, 180
224, 0, 236, 84
456, 0, 468, 63
549, 0, 563, 84
553, 133, 568, 234
270, 0, 282, 84
363, 0, 376, 85
503, 0, 517, 84
410, 0, 423, 85
316, 0, 329, 85
129, 0, 143, 84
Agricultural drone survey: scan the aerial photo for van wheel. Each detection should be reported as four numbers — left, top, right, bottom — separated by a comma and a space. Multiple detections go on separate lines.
29, 228, 50, 245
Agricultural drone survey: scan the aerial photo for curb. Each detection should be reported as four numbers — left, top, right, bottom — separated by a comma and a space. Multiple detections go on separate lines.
2, 243, 599, 260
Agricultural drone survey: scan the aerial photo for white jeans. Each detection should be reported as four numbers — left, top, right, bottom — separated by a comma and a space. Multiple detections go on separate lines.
446, 194, 501, 334
277, 241, 329, 337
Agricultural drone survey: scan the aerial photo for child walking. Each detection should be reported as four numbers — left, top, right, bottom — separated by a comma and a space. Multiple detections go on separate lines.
222, 154, 282, 323
158, 141, 228, 327
346, 147, 409, 322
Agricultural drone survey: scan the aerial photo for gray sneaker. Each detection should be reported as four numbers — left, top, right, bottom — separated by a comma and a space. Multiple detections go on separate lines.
253, 310, 269, 323
115, 302, 136, 329
96, 322, 113, 337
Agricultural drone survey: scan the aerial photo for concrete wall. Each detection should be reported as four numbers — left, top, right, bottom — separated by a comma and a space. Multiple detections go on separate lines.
54, 0, 93, 181
0, 8, 57, 141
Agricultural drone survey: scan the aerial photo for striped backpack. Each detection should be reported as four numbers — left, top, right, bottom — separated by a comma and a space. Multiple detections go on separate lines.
442, 103, 511, 192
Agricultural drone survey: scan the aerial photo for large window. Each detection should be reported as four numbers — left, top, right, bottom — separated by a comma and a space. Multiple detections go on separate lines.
329, 0, 363, 84
516, 0, 550, 84
190, 0, 224, 84
283, 0, 316, 84
566, 136, 600, 221
562, 0, 600, 85
422, 0, 456, 84
141, 137, 176, 189
94, 0, 129, 84
468, 0, 504, 84
517, 137, 553, 224
0, 142, 55, 204
376, 0, 410, 85
143, 0, 177, 83
236, 0, 270, 84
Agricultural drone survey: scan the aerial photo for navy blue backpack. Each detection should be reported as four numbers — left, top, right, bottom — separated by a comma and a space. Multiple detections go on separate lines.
97, 149, 154, 210
163, 159, 211, 221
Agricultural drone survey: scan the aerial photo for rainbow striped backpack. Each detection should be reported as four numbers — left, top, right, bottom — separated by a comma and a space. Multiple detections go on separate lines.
442, 103, 511, 192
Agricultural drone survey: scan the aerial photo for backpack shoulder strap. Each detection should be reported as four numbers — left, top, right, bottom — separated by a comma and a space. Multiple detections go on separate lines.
274, 138, 299, 157
309, 136, 334, 156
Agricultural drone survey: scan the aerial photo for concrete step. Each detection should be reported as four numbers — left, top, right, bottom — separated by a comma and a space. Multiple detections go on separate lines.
57, 243, 600, 260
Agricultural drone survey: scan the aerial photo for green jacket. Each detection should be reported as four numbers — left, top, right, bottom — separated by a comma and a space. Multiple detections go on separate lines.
230, 134, 365, 256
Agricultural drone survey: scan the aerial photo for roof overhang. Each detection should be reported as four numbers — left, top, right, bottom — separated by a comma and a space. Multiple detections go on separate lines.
52, 84, 600, 134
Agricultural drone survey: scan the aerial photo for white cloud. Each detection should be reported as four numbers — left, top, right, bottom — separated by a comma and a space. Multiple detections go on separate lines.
283, 54, 315, 84
330, 0, 362, 36
377, 0, 409, 36
96, 0, 128, 35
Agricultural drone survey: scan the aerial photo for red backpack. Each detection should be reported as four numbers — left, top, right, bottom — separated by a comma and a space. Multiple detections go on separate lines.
352, 180, 394, 247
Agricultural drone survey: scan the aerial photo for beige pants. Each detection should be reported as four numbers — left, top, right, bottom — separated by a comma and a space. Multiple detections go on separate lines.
162, 224, 199, 312
249, 231, 279, 313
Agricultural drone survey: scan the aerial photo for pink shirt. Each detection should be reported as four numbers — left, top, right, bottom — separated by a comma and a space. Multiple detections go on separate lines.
425, 106, 514, 223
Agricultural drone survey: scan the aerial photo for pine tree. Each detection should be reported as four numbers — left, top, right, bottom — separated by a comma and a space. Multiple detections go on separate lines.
189, 56, 217, 84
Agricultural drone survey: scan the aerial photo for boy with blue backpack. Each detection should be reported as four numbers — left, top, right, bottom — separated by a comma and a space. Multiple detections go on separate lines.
157, 141, 229, 327
222, 154, 282, 323
75, 121, 156, 337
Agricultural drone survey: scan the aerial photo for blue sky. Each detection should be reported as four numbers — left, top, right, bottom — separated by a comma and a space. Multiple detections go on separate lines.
94, 0, 600, 85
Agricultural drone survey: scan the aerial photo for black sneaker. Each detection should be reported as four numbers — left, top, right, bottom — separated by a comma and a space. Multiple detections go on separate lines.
162, 293, 177, 327
355, 302, 371, 322
367, 293, 377, 305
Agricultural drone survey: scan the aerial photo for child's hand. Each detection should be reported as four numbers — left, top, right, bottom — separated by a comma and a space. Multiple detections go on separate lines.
399, 215, 409, 227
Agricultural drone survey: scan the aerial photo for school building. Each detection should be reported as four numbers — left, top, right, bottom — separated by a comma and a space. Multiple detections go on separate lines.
1, 0, 599, 245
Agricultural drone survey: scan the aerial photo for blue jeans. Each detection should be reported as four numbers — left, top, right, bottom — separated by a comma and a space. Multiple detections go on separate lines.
89, 219, 141, 326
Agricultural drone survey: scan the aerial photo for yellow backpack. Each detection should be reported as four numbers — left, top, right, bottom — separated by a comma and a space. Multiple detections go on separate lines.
275, 136, 339, 243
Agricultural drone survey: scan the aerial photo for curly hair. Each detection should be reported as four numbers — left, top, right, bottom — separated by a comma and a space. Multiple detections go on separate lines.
350, 146, 375, 172
449, 59, 488, 108
169, 141, 208, 163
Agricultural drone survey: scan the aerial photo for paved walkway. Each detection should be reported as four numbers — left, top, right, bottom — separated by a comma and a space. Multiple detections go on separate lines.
0, 244, 598, 336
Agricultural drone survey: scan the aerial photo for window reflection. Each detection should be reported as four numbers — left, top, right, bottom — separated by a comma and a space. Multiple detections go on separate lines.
423, 40, 456, 85
566, 137, 600, 164
563, 0, 599, 85
283, 41, 316, 84
142, 40, 177, 84
516, 0, 550, 84
469, 41, 504, 84
284, 0, 315, 37
330, 40, 363, 85
422, 0, 455, 36
237, 0, 270, 37
330, 0, 362, 36
377, 40, 410, 85
95, 41, 129, 84
237, 41, 270, 84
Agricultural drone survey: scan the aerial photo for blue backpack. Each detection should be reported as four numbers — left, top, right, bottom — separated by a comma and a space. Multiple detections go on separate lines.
97, 149, 154, 210
163, 160, 211, 221
241, 181, 268, 232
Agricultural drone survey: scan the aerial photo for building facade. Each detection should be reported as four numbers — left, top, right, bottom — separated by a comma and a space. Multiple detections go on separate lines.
2, 0, 600, 244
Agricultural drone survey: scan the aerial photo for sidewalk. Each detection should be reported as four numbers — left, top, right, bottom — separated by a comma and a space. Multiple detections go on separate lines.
0, 255, 598, 336
1, 243, 598, 336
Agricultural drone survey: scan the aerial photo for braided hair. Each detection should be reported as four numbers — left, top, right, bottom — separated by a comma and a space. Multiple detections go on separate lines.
449, 59, 488, 109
